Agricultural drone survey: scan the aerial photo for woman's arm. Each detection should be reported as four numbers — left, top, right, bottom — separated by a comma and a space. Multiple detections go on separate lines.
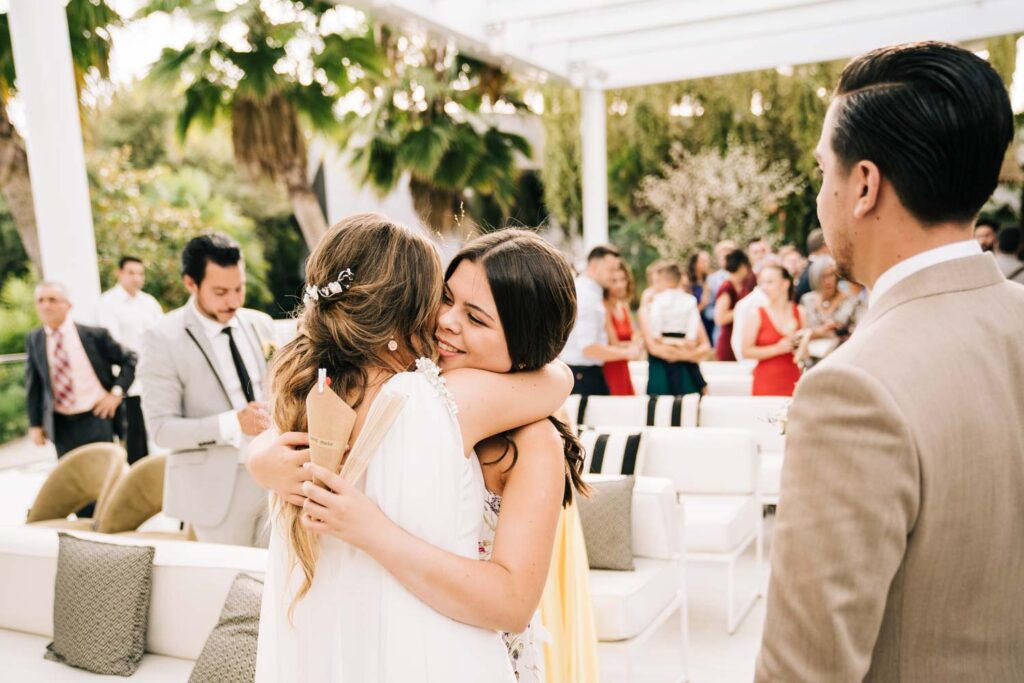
445, 362, 573, 452
639, 305, 706, 362
714, 291, 734, 327
302, 420, 565, 633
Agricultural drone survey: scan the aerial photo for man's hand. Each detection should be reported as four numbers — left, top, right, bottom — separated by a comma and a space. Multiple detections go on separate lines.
28, 426, 47, 446
92, 392, 123, 419
238, 401, 271, 436
247, 431, 312, 506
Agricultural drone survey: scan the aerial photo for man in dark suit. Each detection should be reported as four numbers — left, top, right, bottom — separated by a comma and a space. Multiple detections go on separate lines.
25, 282, 137, 458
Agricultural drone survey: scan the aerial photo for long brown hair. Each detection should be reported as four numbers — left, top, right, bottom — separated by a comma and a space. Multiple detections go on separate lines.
269, 213, 442, 614
445, 229, 590, 504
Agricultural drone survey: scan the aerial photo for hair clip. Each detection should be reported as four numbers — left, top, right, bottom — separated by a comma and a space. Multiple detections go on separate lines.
303, 268, 355, 305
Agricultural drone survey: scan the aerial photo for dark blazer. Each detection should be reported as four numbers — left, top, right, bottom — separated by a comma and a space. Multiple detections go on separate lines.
25, 323, 137, 438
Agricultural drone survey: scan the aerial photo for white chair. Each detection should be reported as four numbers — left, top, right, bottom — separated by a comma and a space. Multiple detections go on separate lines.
587, 474, 689, 683
640, 427, 763, 634
571, 394, 700, 430
704, 375, 754, 396
697, 396, 790, 506
699, 361, 755, 377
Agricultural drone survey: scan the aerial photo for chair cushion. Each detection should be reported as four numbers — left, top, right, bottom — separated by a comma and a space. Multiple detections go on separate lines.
45, 533, 155, 676
0, 630, 193, 682
580, 429, 644, 475
682, 495, 759, 554
188, 573, 262, 683
590, 558, 678, 641
577, 476, 634, 570
760, 451, 785, 498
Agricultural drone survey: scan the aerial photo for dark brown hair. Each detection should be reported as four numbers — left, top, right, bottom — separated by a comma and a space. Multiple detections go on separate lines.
446, 229, 590, 504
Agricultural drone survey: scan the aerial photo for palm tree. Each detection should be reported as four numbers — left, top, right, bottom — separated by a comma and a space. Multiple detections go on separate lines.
338, 33, 532, 233
141, 0, 343, 249
0, 1, 120, 273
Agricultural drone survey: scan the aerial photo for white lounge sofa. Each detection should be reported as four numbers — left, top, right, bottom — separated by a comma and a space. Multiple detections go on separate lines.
0, 525, 267, 681
587, 475, 688, 683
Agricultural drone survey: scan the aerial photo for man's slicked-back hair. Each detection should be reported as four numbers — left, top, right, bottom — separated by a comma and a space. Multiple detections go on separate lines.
831, 41, 1013, 225
587, 244, 620, 262
181, 233, 242, 286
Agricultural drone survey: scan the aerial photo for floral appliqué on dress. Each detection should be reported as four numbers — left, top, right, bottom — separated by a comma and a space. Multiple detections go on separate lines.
415, 357, 459, 417
480, 490, 545, 683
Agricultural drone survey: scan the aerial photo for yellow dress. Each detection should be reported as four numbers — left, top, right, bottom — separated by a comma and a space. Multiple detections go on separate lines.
540, 501, 601, 683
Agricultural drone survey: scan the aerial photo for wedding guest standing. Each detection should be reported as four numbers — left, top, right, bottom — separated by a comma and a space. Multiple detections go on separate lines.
688, 250, 715, 340
641, 261, 708, 396
757, 42, 1024, 682
993, 225, 1024, 284
741, 265, 804, 396
713, 249, 753, 361
800, 257, 859, 366
140, 234, 276, 546
559, 245, 638, 395
602, 262, 636, 395
26, 282, 137, 457
96, 256, 163, 463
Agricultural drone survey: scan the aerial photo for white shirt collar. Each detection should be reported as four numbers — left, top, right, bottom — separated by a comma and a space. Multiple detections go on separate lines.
45, 318, 76, 337
190, 298, 240, 340
869, 239, 981, 308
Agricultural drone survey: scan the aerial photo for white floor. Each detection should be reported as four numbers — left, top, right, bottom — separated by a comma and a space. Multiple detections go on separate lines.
0, 438, 770, 683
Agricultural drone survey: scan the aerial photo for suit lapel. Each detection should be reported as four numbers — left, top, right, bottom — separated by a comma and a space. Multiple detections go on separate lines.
184, 306, 233, 405
236, 311, 268, 378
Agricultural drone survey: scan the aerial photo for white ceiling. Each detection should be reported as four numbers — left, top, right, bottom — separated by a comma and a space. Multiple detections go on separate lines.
343, 0, 1024, 89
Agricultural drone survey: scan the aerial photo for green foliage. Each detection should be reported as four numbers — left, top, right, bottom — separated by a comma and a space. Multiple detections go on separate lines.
539, 87, 582, 233
0, 361, 28, 445
0, 276, 38, 354
88, 147, 273, 312
0, 199, 28, 291
335, 28, 533, 232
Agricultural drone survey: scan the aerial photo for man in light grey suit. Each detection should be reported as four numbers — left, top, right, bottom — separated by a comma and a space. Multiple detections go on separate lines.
756, 43, 1023, 681
140, 234, 276, 546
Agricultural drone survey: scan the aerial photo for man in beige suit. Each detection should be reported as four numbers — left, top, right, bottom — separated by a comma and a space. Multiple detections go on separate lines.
757, 42, 1024, 682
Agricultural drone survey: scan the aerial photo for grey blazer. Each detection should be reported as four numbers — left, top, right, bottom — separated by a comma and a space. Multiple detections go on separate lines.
139, 304, 275, 526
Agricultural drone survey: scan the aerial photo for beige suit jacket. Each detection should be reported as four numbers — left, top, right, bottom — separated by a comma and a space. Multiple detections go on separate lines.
756, 255, 1024, 682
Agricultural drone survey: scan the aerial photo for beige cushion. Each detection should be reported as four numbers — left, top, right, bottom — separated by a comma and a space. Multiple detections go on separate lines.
590, 558, 678, 641
577, 476, 635, 570
0, 630, 193, 682
45, 533, 155, 676
96, 454, 166, 534
26, 443, 126, 524
683, 495, 760, 554
188, 573, 262, 683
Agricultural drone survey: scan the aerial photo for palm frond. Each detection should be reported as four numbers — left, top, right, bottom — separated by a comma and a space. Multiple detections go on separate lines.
177, 78, 225, 140
148, 44, 200, 85
289, 82, 338, 134
398, 124, 452, 178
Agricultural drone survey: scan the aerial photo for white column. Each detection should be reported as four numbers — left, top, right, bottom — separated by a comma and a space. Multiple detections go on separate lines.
580, 88, 609, 250
9, 0, 100, 320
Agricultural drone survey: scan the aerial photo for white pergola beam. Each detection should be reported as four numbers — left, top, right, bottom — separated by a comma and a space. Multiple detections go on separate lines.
8, 0, 101, 319
485, 0, 649, 25
536, 0, 971, 64
593, 0, 1024, 88
523, 0, 834, 46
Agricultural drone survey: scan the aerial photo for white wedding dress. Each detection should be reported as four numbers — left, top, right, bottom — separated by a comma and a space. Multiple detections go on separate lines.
255, 360, 515, 683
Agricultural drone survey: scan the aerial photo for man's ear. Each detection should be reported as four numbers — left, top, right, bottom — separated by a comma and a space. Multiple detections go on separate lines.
183, 274, 198, 296
852, 160, 881, 219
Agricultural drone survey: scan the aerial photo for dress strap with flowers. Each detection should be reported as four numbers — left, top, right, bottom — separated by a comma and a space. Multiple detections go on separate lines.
480, 490, 548, 683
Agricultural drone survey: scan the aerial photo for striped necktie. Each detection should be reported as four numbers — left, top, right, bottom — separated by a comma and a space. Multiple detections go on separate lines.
51, 328, 76, 412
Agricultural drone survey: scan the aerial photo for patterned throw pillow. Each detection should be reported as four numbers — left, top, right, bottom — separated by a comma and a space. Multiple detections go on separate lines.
189, 573, 264, 683
45, 533, 155, 675
577, 476, 635, 571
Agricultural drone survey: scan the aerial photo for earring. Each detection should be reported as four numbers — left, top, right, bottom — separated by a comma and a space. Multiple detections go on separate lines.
387, 339, 398, 352
517, 362, 526, 370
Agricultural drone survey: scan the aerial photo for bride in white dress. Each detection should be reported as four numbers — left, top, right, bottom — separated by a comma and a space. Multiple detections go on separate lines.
254, 229, 595, 683
252, 214, 572, 683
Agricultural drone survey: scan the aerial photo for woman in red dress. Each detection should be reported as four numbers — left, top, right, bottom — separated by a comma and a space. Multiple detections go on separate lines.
742, 264, 805, 396
713, 250, 753, 361
603, 262, 637, 395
